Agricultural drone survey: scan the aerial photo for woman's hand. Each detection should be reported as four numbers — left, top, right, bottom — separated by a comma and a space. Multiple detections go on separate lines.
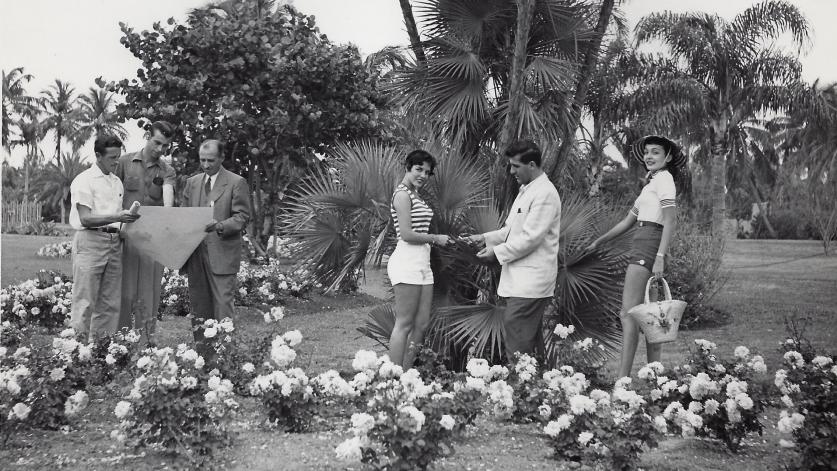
434, 234, 453, 247
652, 255, 665, 279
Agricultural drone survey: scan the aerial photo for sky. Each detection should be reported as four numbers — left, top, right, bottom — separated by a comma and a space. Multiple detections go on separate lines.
2, 0, 835, 167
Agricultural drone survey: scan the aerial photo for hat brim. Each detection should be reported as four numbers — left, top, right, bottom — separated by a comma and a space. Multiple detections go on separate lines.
632, 135, 687, 170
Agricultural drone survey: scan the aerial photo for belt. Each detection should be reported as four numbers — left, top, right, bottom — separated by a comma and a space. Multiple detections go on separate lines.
86, 226, 120, 234
637, 221, 663, 229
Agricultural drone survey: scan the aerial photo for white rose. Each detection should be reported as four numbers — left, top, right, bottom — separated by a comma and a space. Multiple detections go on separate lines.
203, 327, 218, 338
114, 401, 132, 419
10, 402, 31, 420
439, 414, 455, 431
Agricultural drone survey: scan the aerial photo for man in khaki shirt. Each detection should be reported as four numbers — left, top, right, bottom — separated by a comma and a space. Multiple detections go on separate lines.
114, 121, 176, 341
69, 134, 140, 342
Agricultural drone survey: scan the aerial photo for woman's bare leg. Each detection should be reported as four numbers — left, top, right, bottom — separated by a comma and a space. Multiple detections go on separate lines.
617, 265, 653, 378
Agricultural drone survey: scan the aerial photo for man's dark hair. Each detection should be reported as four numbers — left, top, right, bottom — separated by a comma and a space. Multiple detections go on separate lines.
149, 120, 176, 139
405, 149, 437, 173
94, 134, 123, 155
505, 139, 542, 166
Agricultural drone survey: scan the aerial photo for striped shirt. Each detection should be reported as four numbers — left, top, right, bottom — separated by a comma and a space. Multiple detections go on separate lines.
391, 184, 433, 240
630, 170, 676, 224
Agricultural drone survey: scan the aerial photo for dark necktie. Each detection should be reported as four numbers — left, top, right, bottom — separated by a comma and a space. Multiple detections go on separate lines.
204, 176, 212, 206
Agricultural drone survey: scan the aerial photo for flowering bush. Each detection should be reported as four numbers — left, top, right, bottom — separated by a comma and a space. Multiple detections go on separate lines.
541, 370, 661, 470
0, 321, 27, 350
636, 340, 768, 452
35, 240, 73, 258
112, 344, 238, 464
774, 337, 837, 470
248, 330, 317, 432
1, 328, 93, 442
334, 350, 466, 471
0, 271, 73, 328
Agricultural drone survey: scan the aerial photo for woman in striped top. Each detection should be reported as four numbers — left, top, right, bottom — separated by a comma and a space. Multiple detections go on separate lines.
387, 150, 453, 368
586, 135, 686, 378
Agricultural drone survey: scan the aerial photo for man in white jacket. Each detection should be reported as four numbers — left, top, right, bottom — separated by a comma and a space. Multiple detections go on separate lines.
467, 140, 562, 358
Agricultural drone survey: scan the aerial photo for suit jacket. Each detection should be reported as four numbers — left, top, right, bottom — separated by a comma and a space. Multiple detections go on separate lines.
483, 173, 561, 298
182, 166, 251, 275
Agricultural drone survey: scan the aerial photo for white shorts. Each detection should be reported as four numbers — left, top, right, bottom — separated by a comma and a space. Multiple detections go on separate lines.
387, 240, 433, 286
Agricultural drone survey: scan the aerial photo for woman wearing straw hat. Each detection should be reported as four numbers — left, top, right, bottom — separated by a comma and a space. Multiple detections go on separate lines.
586, 135, 687, 379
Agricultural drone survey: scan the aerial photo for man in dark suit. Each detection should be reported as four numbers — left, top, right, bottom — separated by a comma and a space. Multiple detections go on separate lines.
181, 139, 250, 351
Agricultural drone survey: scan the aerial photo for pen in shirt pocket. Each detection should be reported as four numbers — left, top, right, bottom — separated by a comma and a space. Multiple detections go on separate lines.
517, 208, 522, 213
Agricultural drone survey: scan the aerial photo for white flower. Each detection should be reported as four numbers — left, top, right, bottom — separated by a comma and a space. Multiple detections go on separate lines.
398, 405, 426, 433
242, 362, 255, 373
105, 354, 117, 365
439, 414, 455, 431
64, 390, 89, 416
777, 411, 805, 433
181, 376, 198, 390
77, 344, 92, 362
114, 401, 132, 419
781, 395, 794, 408
351, 412, 376, 436
9, 402, 31, 420
812, 356, 833, 368
270, 342, 297, 368
50, 367, 66, 381
59, 328, 76, 338
335, 436, 366, 462
203, 326, 218, 338
704, 398, 720, 415
553, 323, 575, 339
466, 358, 490, 379
136, 356, 151, 369
654, 415, 668, 433
578, 431, 594, 446
282, 330, 303, 347
735, 393, 754, 410
694, 339, 717, 351
569, 395, 597, 415
352, 350, 379, 372
110, 430, 126, 442
270, 306, 285, 321
614, 376, 632, 390
734, 346, 750, 359
538, 404, 552, 418
748, 355, 767, 374
779, 439, 795, 448
544, 414, 573, 437
783, 351, 804, 368
13, 347, 31, 359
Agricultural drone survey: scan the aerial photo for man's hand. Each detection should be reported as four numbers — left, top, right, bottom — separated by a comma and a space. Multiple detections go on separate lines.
116, 210, 141, 223
476, 246, 496, 261
459, 233, 485, 248
205, 219, 220, 233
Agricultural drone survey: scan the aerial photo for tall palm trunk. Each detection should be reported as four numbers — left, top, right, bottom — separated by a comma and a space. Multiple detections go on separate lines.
548, 0, 615, 180
397, 0, 426, 65
709, 125, 728, 238
496, 0, 536, 209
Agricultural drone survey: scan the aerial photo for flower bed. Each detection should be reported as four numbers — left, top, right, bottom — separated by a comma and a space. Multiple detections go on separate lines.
0, 271, 72, 328
35, 240, 73, 258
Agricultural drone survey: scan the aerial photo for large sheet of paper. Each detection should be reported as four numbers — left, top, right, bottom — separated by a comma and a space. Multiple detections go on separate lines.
122, 206, 213, 270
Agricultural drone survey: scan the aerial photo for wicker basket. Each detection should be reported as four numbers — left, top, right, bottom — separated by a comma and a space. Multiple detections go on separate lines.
627, 277, 687, 344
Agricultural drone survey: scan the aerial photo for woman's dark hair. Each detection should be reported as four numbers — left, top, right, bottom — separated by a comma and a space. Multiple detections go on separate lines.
94, 134, 123, 155
405, 149, 437, 173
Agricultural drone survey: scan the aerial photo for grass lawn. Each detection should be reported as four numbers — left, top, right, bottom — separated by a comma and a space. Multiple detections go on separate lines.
1, 234, 73, 285
1, 237, 835, 470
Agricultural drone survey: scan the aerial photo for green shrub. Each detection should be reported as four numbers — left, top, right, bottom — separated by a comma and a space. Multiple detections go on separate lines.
751, 209, 817, 240
667, 216, 728, 328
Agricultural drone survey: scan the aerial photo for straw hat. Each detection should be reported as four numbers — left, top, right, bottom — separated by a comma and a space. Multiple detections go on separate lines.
631, 135, 687, 170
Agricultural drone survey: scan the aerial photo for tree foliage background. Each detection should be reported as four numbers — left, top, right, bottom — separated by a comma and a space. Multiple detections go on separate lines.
107, 3, 392, 244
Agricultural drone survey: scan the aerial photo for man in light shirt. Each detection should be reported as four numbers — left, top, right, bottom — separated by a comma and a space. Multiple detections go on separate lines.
69, 134, 141, 342
465, 140, 562, 359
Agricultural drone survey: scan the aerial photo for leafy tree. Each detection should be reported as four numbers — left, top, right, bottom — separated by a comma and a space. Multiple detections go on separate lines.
10, 116, 46, 202
2, 67, 40, 152
35, 152, 91, 223
109, 3, 388, 249
40, 79, 81, 165
627, 0, 811, 236
74, 86, 127, 150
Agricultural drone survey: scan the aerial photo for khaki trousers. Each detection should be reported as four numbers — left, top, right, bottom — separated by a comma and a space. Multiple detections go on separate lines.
118, 242, 163, 339
70, 230, 123, 342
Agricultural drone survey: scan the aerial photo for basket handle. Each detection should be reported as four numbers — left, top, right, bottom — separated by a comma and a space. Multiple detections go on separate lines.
643, 277, 673, 304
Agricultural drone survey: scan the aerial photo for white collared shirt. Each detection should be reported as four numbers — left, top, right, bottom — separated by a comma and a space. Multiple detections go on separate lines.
205, 172, 218, 191
630, 170, 676, 223
69, 164, 124, 230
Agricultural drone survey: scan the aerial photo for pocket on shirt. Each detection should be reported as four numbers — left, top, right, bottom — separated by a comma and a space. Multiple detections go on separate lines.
124, 176, 141, 191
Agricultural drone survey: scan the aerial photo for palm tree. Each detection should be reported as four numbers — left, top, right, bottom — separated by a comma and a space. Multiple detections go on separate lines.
40, 79, 80, 165
627, 0, 811, 236
281, 140, 628, 368
74, 86, 128, 150
2, 67, 40, 151
10, 116, 45, 201
35, 152, 90, 223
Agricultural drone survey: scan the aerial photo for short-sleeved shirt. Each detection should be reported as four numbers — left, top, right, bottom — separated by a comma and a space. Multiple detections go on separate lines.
115, 151, 176, 209
630, 170, 676, 224
391, 184, 433, 240
69, 164, 124, 230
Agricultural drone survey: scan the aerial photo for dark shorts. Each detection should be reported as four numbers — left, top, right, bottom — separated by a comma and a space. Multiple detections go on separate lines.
629, 224, 663, 271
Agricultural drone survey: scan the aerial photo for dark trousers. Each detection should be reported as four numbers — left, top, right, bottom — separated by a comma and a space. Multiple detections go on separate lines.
184, 243, 236, 357
504, 297, 550, 359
